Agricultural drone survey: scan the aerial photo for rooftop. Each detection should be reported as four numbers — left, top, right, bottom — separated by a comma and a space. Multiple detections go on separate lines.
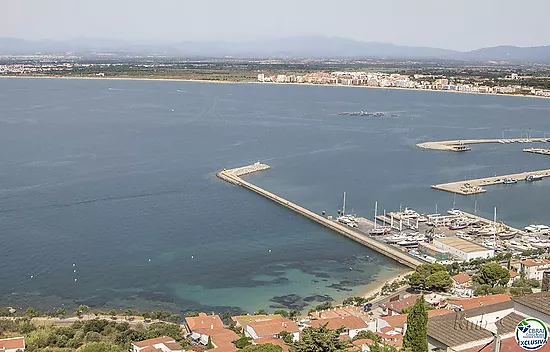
310, 316, 369, 331
449, 294, 511, 311
232, 314, 283, 327
496, 312, 525, 336
512, 291, 550, 316
459, 336, 536, 352
453, 272, 471, 285
435, 237, 490, 253
0, 337, 25, 351
132, 336, 177, 349
185, 313, 224, 333
380, 295, 419, 313
247, 318, 300, 336
310, 306, 368, 320
521, 258, 550, 267
253, 337, 289, 352
428, 314, 494, 349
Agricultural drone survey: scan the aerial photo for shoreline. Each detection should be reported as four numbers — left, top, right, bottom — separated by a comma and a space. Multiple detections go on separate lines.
360, 270, 413, 300
1, 74, 547, 100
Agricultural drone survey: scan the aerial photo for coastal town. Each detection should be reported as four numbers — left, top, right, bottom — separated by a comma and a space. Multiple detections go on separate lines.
257, 71, 550, 98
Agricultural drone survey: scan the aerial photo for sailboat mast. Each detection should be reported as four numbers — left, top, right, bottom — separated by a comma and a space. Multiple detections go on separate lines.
342, 192, 346, 216
374, 201, 378, 229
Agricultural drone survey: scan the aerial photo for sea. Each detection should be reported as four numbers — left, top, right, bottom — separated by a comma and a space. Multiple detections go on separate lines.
0, 78, 549, 315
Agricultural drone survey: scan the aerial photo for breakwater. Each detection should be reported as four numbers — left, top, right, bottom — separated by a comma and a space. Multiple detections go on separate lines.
217, 164, 422, 269
417, 138, 548, 152
431, 169, 550, 195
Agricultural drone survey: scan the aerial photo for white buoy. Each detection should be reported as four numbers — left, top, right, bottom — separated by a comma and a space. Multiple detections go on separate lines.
30, 275, 34, 278
73, 270, 76, 273
148, 259, 151, 262
171, 109, 175, 112
191, 256, 194, 259
73, 263, 76, 267
269, 249, 272, 253
74, 278, 77, 281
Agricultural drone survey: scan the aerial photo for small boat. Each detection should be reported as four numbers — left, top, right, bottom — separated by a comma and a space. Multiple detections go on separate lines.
370, 227, 391, 235
450, 222, 469, 230
503, 178, 518, 184
526, 174, 544, 182
397, 240, 419, 247
498, 232, 517, 239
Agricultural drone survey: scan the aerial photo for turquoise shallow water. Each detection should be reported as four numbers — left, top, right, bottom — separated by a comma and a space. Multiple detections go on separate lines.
0, 78, 549, 314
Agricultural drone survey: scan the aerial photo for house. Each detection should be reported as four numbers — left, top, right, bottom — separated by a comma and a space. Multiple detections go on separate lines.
379, 295, 419, 316
131, 336, 183, 352
428, 313, 495, 351
245, 317, 300, 342
309, 306, 371, 320
308, 316, 370, 339
351, 339, 373, 352
520, 259, 550, 281
232, 315, 283, 328
185, 313, 240, 351
508, 270, 520, 286
0, 337, 25, 352
512, 291, 550, 325
452, 272, 474, 297
448, 294, 511, 311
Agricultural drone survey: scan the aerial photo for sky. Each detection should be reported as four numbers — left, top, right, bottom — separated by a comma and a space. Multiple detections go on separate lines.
2, 0, 549, 51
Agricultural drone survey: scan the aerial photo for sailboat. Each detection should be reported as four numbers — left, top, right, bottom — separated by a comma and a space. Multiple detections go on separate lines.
370, 201, 391, 235
447, 194, 461, 215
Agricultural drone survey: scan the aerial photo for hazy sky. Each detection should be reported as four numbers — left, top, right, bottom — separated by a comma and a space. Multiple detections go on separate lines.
3, 0, 549, 51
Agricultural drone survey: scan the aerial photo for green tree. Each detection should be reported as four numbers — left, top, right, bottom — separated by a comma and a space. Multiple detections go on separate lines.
243, 343, 283, 352
408, 263, 449, 291
369, 342, 398, 352
290, 324, 350, 352
123, 309, 134, 317
352, 330, 381, 343
233, 336, 252, 349
185, 311, 200, 317
206, 336, 214, 349
403, 296, 428, 352
256, 309, 268, 315
473, 263, 510, 288
56, 309, 67, 319
25, 307, 40, 318
279, 331, 294, 344
76, 305, 90, 318
425, 270, 453, 291
274, 309, 289, 318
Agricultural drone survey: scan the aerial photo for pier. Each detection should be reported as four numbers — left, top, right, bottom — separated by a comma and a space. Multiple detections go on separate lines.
217, 164, 423, 269
416, 138, 548, 152
431, 169, 550, 195
524, 148, 550, 156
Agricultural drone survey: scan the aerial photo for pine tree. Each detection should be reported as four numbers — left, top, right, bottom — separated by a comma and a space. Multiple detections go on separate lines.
206, 336, 214, 349
403, 295, 428, 352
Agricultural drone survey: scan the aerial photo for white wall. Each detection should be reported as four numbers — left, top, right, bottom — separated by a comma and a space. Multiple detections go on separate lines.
349, 327, 370, 339
466, 308, 514, 333
514, 303, 550, 326
245, 325, 259, 339
433, 240, 493, 261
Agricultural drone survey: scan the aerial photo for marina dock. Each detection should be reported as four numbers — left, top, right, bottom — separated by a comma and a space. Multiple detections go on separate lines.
217, 164, 423, 269
431, 169, 550, 195
417, 138, 548, 152
524, 148, 550, 156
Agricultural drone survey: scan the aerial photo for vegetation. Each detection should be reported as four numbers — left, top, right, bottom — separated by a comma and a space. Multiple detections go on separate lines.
243, 344, 283, 352
408, 263, 452, 291
0, 317, 186, 352
368, 343, 398, 352
233, 336, 252, 349
472, 263, 510, 288
308, 302, 333, 314
352, 330, 382, 343
342, 295, 377, 307
290, 324, 350, 352
279, 331, 295, 344
403, 296, 428, 352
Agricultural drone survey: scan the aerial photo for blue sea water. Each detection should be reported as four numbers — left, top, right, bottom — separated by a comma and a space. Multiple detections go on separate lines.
0, 78, 549, 314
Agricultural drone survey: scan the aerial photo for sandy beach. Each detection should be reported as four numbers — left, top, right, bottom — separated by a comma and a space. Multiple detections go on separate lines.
360, 270, 413, 300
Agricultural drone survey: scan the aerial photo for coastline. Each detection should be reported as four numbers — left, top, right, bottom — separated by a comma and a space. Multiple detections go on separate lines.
1, 74, 547, 100
360, 270, 413, 300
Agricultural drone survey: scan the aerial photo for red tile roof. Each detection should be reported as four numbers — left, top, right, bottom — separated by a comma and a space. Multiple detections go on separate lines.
452, 272, 471, 285
311, 316, 369, 331
509, 270, 519, 278
0, 337, 25, 350
380, 295, 419, 313
132, 336, 176, 348
247, 318, 299, 337
379, 314, 408, 329
185, 313, 239, 352
449, 294, 511, 310
520, 259, 550, 267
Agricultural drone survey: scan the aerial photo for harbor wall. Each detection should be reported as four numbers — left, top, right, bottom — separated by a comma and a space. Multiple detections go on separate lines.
217, 166, 422, 269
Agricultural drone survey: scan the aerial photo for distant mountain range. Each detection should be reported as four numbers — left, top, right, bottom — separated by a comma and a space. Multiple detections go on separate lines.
2, 36, 550, 63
